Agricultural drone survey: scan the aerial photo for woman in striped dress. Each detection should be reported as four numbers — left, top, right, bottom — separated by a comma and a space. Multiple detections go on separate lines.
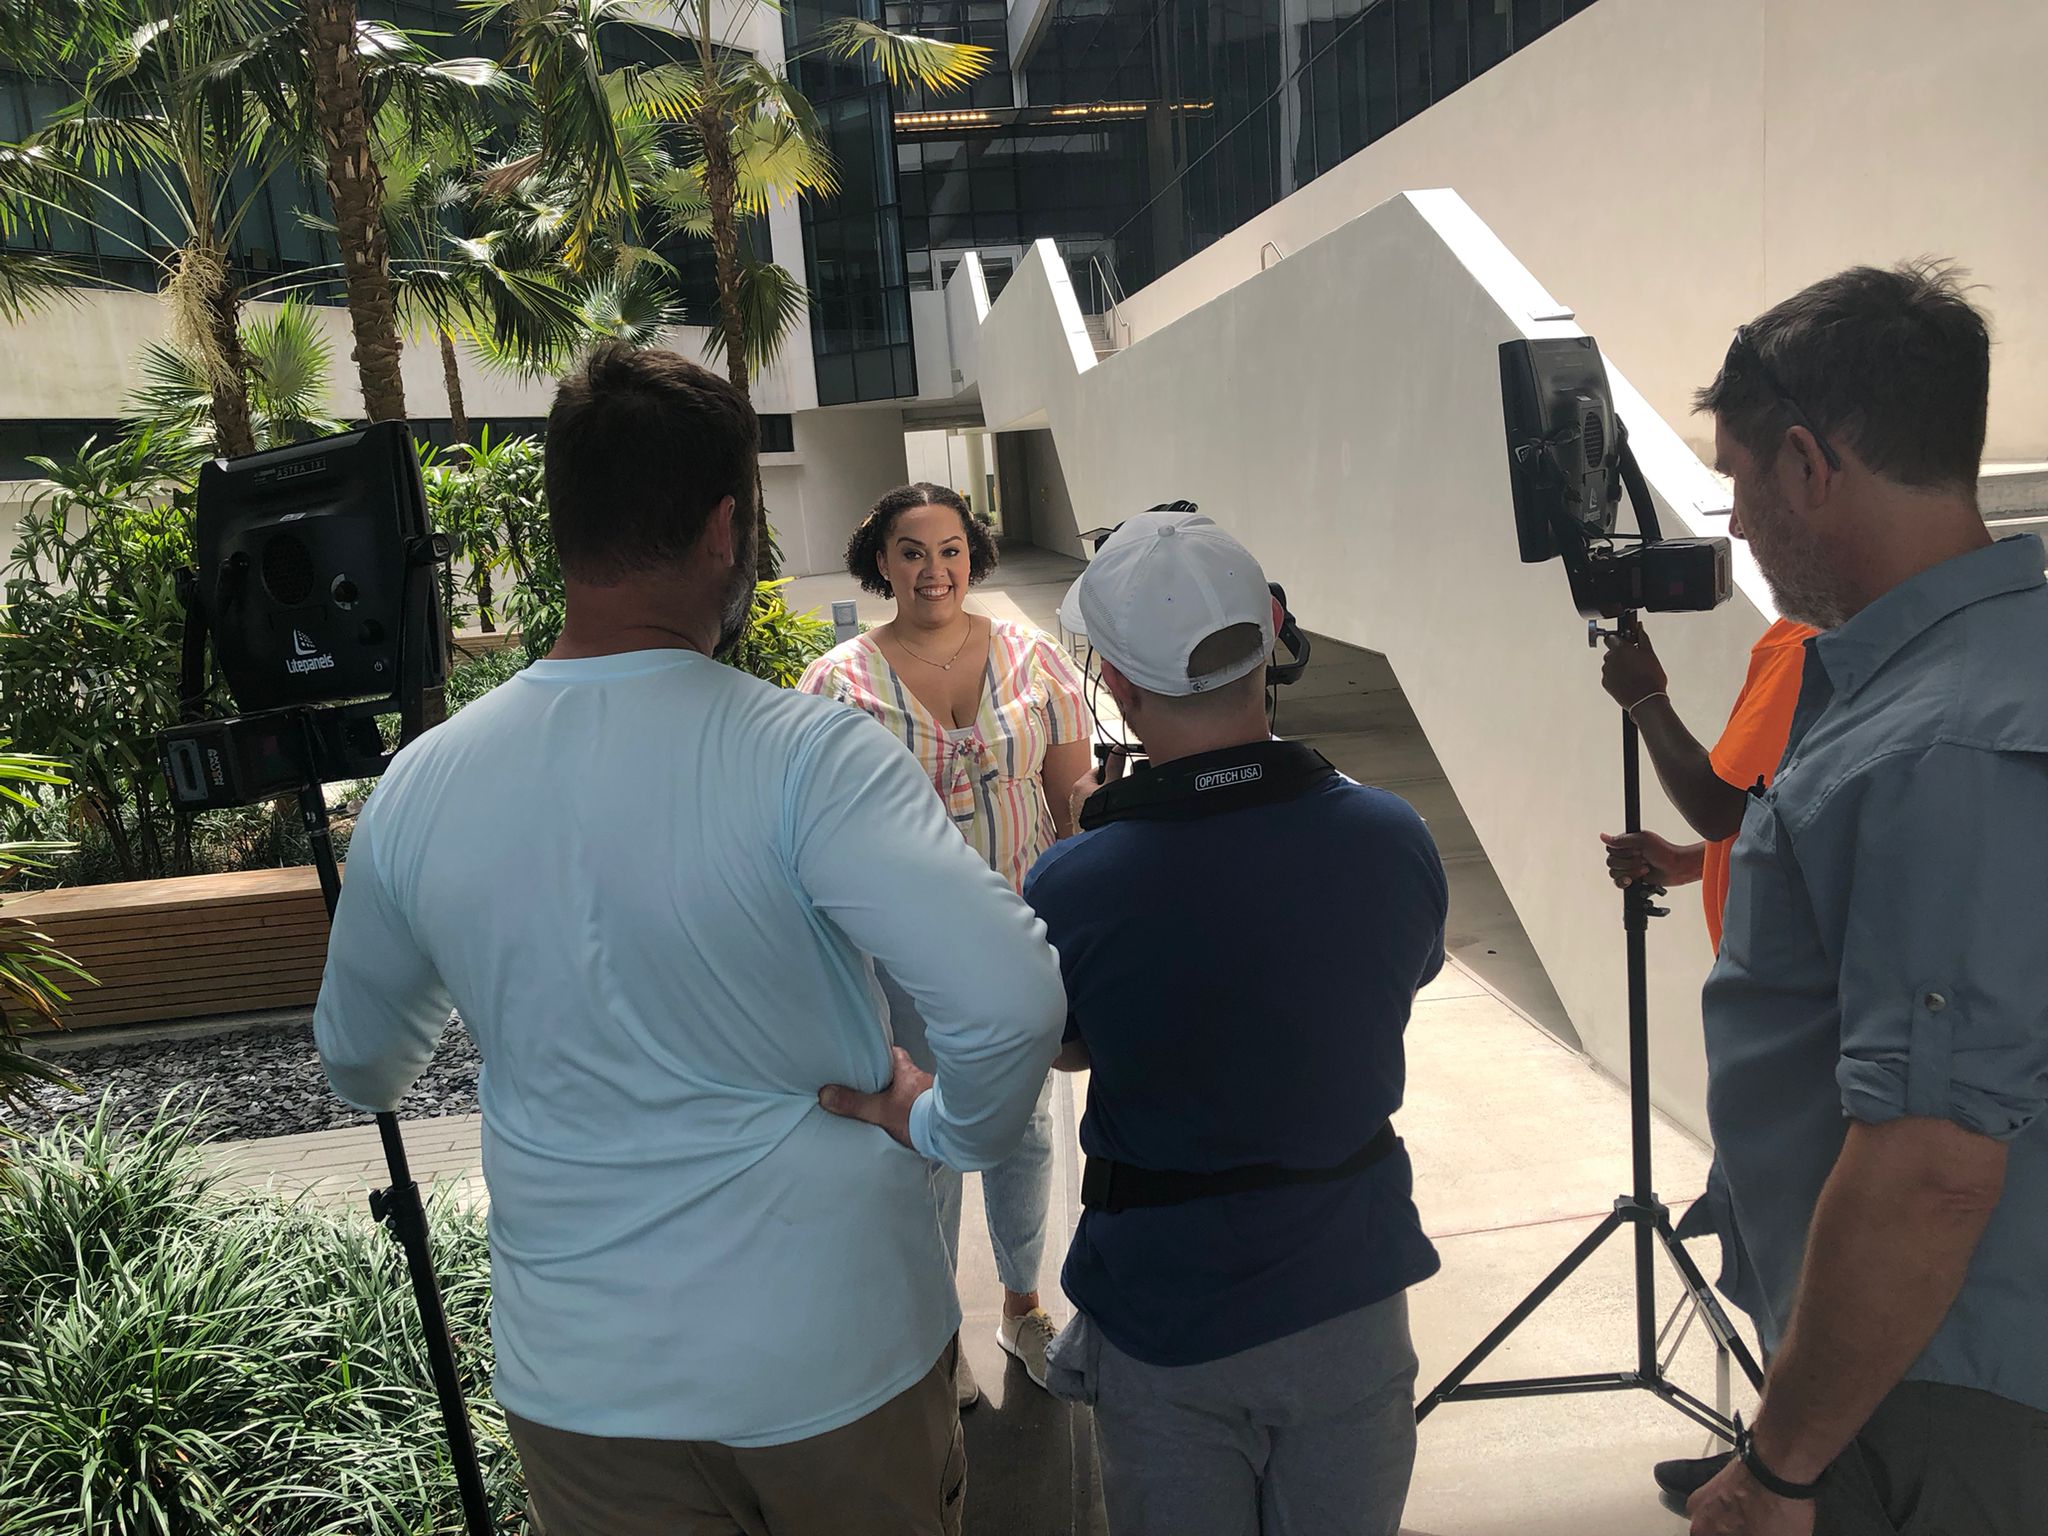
799, 483, 1092, 1405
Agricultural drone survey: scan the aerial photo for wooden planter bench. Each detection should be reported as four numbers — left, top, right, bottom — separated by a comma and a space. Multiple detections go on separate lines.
7, 867, 331, 1031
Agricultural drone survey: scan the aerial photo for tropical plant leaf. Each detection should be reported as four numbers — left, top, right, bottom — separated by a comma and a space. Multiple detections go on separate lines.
728, 109, 837, 207
695, 257, 807, 377
571, 262, 683, 348
0, 249, 88, 322
610, 59, 704, 124
811, 17, 992, 91
128, 296, 340, 453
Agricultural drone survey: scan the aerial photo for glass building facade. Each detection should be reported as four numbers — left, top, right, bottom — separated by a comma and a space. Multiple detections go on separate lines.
788, 0, 921, 405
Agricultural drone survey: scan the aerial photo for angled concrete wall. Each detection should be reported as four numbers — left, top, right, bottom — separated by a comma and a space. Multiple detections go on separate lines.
1119, 0, 2048, 462
966, 200, 1784, 1138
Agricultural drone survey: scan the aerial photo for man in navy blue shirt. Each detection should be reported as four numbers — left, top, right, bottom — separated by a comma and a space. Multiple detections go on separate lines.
1028, 510, 1447, 1536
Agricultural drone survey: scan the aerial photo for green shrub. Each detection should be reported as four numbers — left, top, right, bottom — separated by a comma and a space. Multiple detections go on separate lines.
0, 1100, 526, 1535
0, 433, 209, 883
722, 580, 835, 687
443, 647, 532, 713
426, 432, 549, 639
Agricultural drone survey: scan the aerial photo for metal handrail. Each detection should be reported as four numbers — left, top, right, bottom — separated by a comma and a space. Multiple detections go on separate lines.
1259, 239, 1286, 271
1087, 253, 1132, 353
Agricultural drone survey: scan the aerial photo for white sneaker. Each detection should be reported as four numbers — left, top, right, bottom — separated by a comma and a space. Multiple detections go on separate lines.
996, 1308, 1058, 1392
955, 1344, 981, 1409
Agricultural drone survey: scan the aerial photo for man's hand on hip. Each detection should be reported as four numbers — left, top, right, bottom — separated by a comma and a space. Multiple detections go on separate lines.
1688, 1457, 1816, 1536
819, 1046, 934, 1151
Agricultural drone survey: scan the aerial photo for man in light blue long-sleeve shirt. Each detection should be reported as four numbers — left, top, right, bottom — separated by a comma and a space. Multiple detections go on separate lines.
315, 343, 1065, 1536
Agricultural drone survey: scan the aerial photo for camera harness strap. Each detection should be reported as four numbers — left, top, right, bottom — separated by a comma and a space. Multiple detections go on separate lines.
1074, 739, 1403, 1213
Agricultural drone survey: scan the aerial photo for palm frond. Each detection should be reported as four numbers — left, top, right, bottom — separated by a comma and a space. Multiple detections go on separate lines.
571, 262, 682, 348
0, 250, 89, 322
694, 257, 807, 377
647, 163, 711, 240
0, 0, 111, 67
396, 243, 585, 372
729, 110, 837, 207
36, 106, 180, 179
240, 297, 335, 427
609, 60, 705, 124
128, 297, 339, 453
810, 18, 991, 92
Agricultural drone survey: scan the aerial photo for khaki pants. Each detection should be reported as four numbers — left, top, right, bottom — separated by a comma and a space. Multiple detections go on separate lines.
506, 1343, 964, 1536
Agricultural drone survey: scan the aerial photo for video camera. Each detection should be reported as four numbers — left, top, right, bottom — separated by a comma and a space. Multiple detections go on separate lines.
158, 421, 450, 809
1499, 336, 1730, 618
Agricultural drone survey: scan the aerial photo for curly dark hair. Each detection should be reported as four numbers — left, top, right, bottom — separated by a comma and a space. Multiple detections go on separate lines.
845, 482, 999, 598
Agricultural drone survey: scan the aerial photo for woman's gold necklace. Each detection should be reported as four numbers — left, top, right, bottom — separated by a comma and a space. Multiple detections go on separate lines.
895, 619, 975, 671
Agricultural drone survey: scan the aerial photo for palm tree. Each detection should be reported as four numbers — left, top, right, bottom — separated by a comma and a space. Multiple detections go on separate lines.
472, 0, 987, 573
303, 0, 409, 422
126, 294, 347, 459
0, 0, 503, 452
281, 116, 588, 441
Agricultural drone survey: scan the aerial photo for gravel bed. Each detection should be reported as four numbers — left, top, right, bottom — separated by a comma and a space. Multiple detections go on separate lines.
6, 1016, 478, 1144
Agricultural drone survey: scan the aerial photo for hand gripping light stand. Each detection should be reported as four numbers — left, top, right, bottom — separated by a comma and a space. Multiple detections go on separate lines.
158, 423, 494, 1536
1415, 339, 1763, 1442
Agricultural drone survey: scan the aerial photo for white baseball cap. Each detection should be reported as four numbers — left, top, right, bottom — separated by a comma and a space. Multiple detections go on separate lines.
1058, 509, 1275, 696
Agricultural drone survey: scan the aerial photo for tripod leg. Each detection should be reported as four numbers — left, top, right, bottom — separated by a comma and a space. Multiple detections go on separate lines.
1716, 1338, 1733, 1447
1654, 1215, 1764, 1391
373, 1114, 498, 1536
1417, 1209, 1625, 1419
300, 782, 495, 1536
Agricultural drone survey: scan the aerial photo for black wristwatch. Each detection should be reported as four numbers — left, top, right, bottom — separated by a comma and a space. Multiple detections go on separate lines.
1734, 1419, 1825, 1502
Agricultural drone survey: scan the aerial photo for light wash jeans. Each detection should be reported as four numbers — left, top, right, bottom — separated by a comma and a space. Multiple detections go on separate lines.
879, 966, 1053, 1296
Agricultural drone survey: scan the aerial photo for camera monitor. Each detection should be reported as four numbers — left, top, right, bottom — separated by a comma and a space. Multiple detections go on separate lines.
1499, 336, 1731, 618
1499, 335, 1624, 562
194, 420, 444, 714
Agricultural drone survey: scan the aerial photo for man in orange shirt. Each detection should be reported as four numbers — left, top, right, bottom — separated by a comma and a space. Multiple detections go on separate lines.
1597, 612, 1816, 1508
1599, 617, 1817, 946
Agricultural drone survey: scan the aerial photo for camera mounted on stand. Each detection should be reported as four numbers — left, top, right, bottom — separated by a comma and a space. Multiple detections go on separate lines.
1416, 338, 1761, 1438
1499, 336, 1731, 619
159, 421, 450, 807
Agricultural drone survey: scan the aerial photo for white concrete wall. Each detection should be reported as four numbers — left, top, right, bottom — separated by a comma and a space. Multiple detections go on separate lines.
1015, 428, 1080, 554
971, 206, 1779, 1140
904, 428, 979, 494
769, 405, 911, 579
0, 290, 812, 424
1119, 0, 2048, 461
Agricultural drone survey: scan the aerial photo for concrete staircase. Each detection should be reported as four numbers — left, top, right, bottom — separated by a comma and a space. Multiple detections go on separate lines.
1081, 311, 1117, 361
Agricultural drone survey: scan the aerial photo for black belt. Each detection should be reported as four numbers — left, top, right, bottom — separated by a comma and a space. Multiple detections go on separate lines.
1080, 1123, 1399, 1214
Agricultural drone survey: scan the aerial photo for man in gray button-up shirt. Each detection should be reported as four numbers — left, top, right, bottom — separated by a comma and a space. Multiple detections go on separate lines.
1687, 265, 2048, 1536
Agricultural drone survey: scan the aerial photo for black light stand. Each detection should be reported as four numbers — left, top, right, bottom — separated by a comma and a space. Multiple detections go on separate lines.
159, 424, 494, 1536
1416, 617, 1764, 1437
294, 751, 494, 1536
1417, 336, 1761, 1441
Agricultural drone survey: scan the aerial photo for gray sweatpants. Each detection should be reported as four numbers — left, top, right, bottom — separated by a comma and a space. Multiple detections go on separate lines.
1045, 1291, 1419, 1536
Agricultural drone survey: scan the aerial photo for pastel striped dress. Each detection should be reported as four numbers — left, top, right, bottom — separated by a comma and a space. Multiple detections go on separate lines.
798, 619, 1091, 893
